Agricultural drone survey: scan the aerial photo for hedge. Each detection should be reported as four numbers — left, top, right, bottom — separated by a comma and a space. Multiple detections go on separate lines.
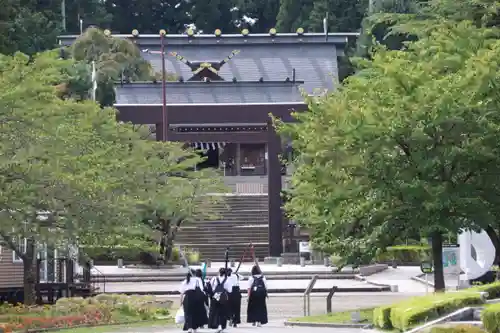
376, 245, 431, 264
373, 292, 484, 331
372, 305, 392, 329
81, 245, 198, 264
430, 325, 485, 333
482, 303, 500, 333
468, 281, 500, 299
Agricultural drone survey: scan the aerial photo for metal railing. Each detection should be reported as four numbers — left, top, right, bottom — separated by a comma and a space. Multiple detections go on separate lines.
92, 266, 107, 293
302, 275, 318, 316
326, 286, 338, 313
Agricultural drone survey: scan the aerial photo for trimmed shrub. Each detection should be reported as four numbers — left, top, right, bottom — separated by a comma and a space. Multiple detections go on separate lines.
372, 305, 392, 329
390, 292, 483, 331
430, 325, 485, 333
482, 302, 500, 333
469, 281, 500, 300
376, 245, 430, 264
83, 245, 181, 264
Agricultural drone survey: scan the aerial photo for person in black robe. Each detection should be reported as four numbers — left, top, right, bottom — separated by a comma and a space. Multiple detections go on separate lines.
180, 270, 207, 333
226, 268, 242, 327
247, 265, 268, 326
208, 267, 232, 332
193, 269, 209, 328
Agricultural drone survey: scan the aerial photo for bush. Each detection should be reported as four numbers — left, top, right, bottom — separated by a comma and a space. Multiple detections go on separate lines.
373, 292, 484, 331
482, 302, 500, 333
468, 281, 500, 299
187, 250, 200, 264
83, 245, 182, 264
373, 305, 392, 329
430, 325, 485, 333
376, 245, 430, 264
390, 292, 483, 331
0, 294, 172, 332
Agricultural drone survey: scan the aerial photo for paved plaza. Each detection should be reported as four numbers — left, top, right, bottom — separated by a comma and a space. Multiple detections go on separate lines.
101, 279, 376, 293
105, 323, 379, 333
162, 292, 424, 320
92, 262, 351, 276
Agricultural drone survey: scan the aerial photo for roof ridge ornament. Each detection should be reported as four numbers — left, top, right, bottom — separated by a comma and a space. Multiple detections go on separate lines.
168, 50, 241, 81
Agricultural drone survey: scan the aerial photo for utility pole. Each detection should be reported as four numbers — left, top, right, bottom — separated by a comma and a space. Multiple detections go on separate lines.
61, 0, 66, 31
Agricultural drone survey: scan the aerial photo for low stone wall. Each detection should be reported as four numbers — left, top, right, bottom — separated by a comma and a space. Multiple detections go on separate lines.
359, 264, 388, 276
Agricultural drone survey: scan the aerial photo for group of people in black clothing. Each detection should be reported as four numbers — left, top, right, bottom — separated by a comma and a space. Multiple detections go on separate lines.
179, 265, 268, 333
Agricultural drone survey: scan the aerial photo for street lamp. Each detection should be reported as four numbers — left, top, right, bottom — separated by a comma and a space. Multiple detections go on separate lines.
142, 30, 168, 142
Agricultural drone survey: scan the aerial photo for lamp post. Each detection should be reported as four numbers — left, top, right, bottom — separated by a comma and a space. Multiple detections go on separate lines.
142, 30, 168, 142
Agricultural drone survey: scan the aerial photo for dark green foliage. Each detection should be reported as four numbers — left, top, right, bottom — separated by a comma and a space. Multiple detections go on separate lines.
376, 245, 431, 264
482, 303, 500, 333
373, 292, 484, 331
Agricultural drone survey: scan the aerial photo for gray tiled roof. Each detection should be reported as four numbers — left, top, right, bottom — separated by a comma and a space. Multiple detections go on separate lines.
59, 33, 350, 94
115, 81, 305, 105
143, 44, 337, 94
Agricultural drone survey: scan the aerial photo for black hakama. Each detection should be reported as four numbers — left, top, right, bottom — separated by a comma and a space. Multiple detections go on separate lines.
247, 291, 268, 325
208, 298, 228, 330
182, 289, 207, 331
229, 286, 241, 325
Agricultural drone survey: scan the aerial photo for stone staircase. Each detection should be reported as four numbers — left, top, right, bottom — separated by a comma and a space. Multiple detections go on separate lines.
176, 194, 269, 261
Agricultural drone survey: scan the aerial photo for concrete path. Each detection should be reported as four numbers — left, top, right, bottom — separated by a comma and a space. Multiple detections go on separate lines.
362, 266, 432, 293
104, 322, 379, 333
100, 279, 376, 294
162, 292, 424, 320
92, 263, 350, 276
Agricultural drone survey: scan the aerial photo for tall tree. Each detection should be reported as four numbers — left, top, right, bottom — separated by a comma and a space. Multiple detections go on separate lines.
235, 0, 280, 32
189, 0, 238, 33
0, 49, 224, 303
104, 0, 189, 34
276, 0, 315, 32
0, 0, 60, 55
70, 27, 155, 106
279, 21, 500, 291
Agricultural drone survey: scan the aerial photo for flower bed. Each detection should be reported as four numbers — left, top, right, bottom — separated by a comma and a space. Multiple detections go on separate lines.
0, 294, 171, 332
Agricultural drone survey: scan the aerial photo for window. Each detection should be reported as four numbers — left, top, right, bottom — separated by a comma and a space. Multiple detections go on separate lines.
12, 237, 27, 263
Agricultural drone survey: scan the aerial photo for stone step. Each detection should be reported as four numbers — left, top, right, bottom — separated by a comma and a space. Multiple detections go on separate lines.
178, 243, 269, 261
180, 223, 269, 228
176, 236, 269, 245
206, 214, 269, 219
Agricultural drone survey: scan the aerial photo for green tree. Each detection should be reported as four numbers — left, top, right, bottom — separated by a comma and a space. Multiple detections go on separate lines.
0, 51, 141, 304
70, 27, 154, 106
276, 0, 315, 32
279, 21, 500, 291
137, 154, 226, 263
235, 0, 280, 32
103, 0, 189, 34
0, 0, 60, 55
0, 49, 222, 303
189, 0, 238, 33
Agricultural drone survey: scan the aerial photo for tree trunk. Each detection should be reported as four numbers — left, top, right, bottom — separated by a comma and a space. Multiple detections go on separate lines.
23, 239, 37, 305
431, 231, 446, 292
485, 225, 500, 265
165, 219, 183, 263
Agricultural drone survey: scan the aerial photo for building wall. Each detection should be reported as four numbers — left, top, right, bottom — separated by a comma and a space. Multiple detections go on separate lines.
0, 246, 23, 288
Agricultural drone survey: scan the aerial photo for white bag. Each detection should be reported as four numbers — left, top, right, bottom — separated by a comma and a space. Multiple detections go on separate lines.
175, 308, 185, 324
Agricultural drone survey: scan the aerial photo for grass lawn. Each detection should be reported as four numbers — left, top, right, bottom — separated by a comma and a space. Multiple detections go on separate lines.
290, 308, 374, 324
56, 319, 174, 333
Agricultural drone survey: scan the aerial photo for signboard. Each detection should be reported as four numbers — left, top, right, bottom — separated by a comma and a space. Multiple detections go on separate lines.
420, 261, 433, 274
299, 242, 311, 253
442, 245, 460, 275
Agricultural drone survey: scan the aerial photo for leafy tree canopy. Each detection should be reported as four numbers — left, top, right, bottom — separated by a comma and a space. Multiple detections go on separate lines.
279, 21, 500, 290
0, 50, 223, 303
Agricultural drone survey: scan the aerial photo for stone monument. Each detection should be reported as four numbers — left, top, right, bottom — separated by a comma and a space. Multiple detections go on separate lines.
458, 229, 496, 283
